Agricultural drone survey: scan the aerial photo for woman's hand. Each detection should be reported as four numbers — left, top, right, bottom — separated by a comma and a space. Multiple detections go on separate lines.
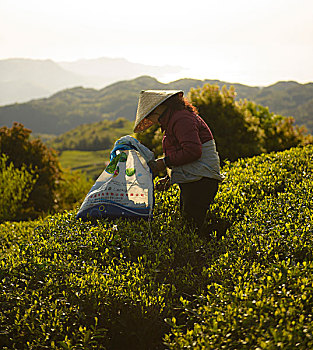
148, 158, 166, 177
155, 176, 171, 191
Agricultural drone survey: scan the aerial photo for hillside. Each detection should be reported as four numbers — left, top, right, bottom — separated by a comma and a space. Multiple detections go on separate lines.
0, 76, 312, 134
254, 81, 313, 133
1, 145, 313, 349
49, 118, 133, 151
0, 58, 182, 105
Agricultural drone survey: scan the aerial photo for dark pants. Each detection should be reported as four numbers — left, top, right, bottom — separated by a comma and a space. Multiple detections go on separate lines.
179, 177, 218, 231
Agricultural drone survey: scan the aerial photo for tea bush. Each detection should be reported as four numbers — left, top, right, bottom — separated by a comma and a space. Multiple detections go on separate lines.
165, 145, 313, 349
0, 145, 312, 349
0, 155, 37, 222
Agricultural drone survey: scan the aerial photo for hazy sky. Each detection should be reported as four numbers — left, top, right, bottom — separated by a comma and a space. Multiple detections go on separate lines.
1, 0, 313, 86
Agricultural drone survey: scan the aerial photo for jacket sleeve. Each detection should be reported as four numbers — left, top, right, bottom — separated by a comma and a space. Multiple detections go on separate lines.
165, 112, 202, 167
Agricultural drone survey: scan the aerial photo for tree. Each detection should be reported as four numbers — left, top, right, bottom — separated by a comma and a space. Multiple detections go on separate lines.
239, 100, 312, 152
188, 84, 262, 161
0, 123, 62, 219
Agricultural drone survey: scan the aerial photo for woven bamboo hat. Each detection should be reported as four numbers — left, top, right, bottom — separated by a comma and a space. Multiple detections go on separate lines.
133, 90, 183, 132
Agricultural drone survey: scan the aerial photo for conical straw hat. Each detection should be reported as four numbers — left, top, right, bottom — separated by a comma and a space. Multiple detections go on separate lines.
133, 90, 183, 132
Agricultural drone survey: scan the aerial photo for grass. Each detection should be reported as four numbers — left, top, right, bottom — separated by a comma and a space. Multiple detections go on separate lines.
58, 150, 111, 179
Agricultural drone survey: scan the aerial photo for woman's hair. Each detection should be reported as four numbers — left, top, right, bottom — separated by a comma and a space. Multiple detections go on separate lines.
163, 93, 199, 114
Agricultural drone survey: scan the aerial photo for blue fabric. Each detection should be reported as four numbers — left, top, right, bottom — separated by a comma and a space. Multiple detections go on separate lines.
76, 202, 152, 221
110, 135, 155, 163
110, 143, 135, 160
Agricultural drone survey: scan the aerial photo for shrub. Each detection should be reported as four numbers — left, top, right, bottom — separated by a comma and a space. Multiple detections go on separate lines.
0, 154, 37, 222
165, 145, 313, 349
240, 100, 312, 152
0, 123, 62, 219
0, 145, 312, 349
0, 123, 94, 220
54, 169, 94, 211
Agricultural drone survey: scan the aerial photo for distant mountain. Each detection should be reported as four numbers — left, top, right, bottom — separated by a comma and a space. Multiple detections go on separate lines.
59, 57, 183, 88
0, 58, 86, 105
0, 76, 312, 135
0, 80, 51, 105
0, 58, 183, 105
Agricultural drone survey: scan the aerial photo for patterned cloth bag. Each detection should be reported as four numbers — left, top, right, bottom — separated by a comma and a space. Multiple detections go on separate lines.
76, 137, 154, 220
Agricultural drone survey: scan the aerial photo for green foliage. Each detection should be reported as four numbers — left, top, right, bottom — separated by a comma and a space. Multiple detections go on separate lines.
240, 100, 312, 152
188, 84, 310, 161
49, 118, 133, 151
189, 84, 263, 161
0, 123, 95, 220
0, 155, 38, 222
165, 145, 313, 349
0, 123, 62, 219
0, 145, 313, 349
55, 170, 94, 212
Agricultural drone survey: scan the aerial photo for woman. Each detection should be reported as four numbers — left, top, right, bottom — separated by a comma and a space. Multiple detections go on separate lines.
134, 90, 224, 236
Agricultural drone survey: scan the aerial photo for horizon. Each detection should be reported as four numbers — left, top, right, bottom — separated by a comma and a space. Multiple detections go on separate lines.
1, 56, 312, 89
1, 0, 313, 86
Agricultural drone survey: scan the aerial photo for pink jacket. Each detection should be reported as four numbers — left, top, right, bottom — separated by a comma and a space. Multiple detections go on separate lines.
160, 109, 213, 167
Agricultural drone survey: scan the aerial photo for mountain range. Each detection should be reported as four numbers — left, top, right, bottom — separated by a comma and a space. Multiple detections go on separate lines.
0, 58, 183, 105
0, 75, 312, 135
